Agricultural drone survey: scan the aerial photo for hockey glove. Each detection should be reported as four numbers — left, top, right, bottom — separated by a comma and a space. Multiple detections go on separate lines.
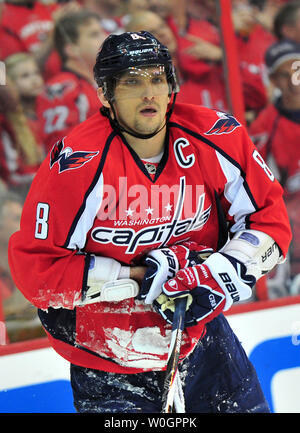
138, 242, 214, 304
154, 252, 254, 327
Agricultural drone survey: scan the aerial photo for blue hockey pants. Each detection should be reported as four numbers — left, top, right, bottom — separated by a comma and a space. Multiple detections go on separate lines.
70, 313, 270, 413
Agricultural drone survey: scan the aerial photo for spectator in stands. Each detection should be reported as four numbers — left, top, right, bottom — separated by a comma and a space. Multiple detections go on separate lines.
5, 53, 44, 145
183, 0, 207, 20
124, 10, 178, 69
0, 0, 80, 80
167, 0, 228, 111
168, 0, 277, 114
83, 0, 126, 34
0, 188, 44, 342
0, 53, 44, 197
147, 0, 172, 20
273, 0, 300, 43
232, 0, 278, 115
250, 0, 283, 34
36, 8, 106, 153
249, 39, 300, 296
122, 0, 148, 15
0, 0, 57, 60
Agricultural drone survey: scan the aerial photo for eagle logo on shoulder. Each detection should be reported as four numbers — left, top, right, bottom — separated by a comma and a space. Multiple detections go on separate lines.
205, 112, 241, 135
50, 139, 99, 173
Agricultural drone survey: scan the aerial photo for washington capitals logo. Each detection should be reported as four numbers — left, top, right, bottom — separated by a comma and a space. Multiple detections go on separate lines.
50, 139, 99, 173
205, 112, 241, 135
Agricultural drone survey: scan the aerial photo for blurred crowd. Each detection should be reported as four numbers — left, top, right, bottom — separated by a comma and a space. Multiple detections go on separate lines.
0, 0, 300, 343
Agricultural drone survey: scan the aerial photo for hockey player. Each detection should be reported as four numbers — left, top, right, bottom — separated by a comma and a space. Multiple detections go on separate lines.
8, 32, 291, 413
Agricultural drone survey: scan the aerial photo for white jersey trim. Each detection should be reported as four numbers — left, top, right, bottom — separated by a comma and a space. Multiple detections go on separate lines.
215, 151, 256, 233
67, 173, 104, 249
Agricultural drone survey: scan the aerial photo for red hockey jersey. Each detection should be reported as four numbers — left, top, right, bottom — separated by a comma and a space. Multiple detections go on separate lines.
36, 70, 100, 153
8, 103, 291, 373
0, 1, 61, 79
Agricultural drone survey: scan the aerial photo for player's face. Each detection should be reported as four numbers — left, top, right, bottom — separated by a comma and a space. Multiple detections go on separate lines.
10, 59, 44, 98
112, 66, 171, 136
76, 18, 107, 68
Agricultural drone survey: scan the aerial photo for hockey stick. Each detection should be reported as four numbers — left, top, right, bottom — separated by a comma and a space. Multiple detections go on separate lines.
162, 296, 187, 413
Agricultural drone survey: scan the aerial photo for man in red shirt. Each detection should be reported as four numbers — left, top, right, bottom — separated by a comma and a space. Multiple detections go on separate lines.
249, 39, 300, 296
9, 31, 291, 413
0, 0, 63, 79
36, 8, 106, 153
0, 0, 57, 57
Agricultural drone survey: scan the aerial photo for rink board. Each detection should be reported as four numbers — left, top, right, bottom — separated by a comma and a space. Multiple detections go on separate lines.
0, 296, 300, 413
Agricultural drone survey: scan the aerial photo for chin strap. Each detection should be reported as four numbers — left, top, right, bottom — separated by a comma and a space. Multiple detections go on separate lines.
107, 93, 177, 140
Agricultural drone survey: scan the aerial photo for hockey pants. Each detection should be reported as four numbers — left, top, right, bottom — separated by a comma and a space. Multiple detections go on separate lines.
70, 313, 270, 413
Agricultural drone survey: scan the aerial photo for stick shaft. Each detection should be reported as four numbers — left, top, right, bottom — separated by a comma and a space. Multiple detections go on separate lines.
162, 297, 187, 413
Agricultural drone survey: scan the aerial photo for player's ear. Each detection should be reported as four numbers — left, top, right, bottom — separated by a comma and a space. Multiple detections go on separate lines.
97, 87, 110, 108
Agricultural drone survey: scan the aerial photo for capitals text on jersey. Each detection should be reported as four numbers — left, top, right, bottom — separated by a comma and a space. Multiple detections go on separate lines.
91, 177, 212, 254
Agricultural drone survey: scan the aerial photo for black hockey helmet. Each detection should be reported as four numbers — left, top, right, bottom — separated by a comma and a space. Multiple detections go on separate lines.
93, 31, 179, 101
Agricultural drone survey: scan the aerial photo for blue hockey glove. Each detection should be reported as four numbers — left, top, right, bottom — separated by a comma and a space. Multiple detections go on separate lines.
154, 252, 254, 327
138, 242, 213, 304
